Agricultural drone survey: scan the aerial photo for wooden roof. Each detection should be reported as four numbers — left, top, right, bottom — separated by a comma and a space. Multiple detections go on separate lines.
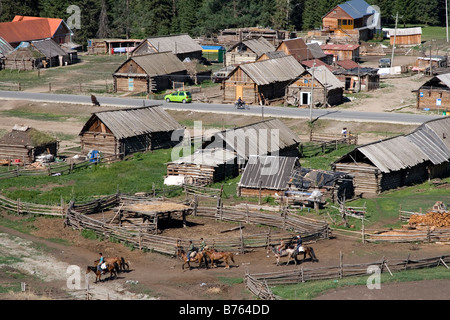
113, 52, 187, 77
80, 106, 183, 140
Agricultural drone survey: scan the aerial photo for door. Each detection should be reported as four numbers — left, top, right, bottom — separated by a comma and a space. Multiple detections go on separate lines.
300, 92, 310, 105
236, 85, 244, 100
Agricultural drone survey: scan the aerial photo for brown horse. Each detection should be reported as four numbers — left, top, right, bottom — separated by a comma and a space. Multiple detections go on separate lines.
204, 249, 235, 269
95, 257, 130, 273
176, 248, 208, 270
86, 262, 119, 283
268, 244, 318, 266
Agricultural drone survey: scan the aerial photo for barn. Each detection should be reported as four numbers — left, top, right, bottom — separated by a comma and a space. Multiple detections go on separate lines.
113, 52, 188, 94
166, 148, 238, 186
225, 37, 276, 66
203, 118, 301, 167
131, 34, 203, 62
0, 125, 58, 165
413, 73, 450, 111
332, 117, 450, 196
285, 65, 344, 107
79, 106, 184, 159
237, 155, 300, 197
223, 55, 305, 105
383, 27, 422, 47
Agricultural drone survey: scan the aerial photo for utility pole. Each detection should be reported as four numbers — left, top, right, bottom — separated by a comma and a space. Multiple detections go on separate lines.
390, 12, 400, 70
309, 61, 316, 124
446, 0, 449, 42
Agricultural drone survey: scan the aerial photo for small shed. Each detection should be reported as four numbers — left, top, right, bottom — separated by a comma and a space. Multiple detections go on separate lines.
225, 37, 276, 66
201, 45, 226, 63
237, 155, 300, 197
412, 56, 448, 74
87, 39, 142, 55
166, 148, 238, 186
223, 55, 305, 105
413, 73, 450, 111
333, 67, 379, 93
113, 52, 188, 93
383, 27, 422, 47
131, 34, 203, 62
285, 65, 344, 107
0, 125, 58, 165
332, 117, 450, 196
276, 37, 311, 62
320, 44, 360, 62
79, 106, 184, 158
204, 118, 301, 167
288, 168, 354, 203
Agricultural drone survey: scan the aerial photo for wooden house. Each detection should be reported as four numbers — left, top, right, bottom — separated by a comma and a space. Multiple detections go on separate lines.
217, 27, 291, 46
0, 16, 74, 47
223, 55, 305, 105
166, 148, 238, 186
4, 39, 69, 70
332, 67, 379, 93
113, 52, 188, 93
225, 37, 276, 66
87, 39, 142, 55
322, 0, 379, 42
320, 44, 360, 62
276, 38, 311, 62
237, 155, 300, 197
383, 27, 422, 47
131, 34, 203, 62
413, 73, 450, 111
0, 125, 58, 165
285, 65, 344, 107
332, 117, 450, 196
79, 106, 184, 158
203, 119, 301, 167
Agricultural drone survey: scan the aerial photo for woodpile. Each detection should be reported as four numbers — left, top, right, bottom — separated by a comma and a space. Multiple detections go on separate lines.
409, 209, 450, 228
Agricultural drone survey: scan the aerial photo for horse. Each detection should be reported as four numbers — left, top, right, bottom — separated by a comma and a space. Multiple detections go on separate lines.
86, 262, 119, 283
95, 257, 130, 273
176, 248, 208, 270
268, 243, 318, 266
204, 249, 235, 269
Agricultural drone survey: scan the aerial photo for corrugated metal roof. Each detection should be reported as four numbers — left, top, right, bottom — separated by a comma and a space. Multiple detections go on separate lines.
240, 55, 305, 85
0, 17, 68, 44
345, 117, 450, 173
0, 36, 13, 58
338, 0, 372, 19
321, 44, 360, 51
115, 52, 187, 77
206, 119, 301, 160
146, 34, 202, 54
168, 148, 236, 167
384, 27, 422, 36
81, 106, 183, 140
277, 38, 310, 61
306, 43, 326, 59
436, 73, 450, 88
307, 65, 344, 90
242, 38, 276, 56
238, 155, 299, 190
31, 39, 67, 58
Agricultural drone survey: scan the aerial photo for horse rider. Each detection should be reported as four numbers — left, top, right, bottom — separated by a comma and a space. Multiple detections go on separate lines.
295, 235, 304, 254
199, 237, 207, 252
277, 240, 286, 254
97, 252, 105, 273
187, 240, 196, 262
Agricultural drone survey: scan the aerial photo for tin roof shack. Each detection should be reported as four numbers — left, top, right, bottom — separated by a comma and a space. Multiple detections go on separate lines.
204, 119, 301, 168
237, 155, 300, 197
0, 16, 73, 47
412, 56, 448, 74
333, 67, 379, 93
113, 52, 188, 94
383, 27, 422, 47
79, 106, 184, 159
131, 35, 203, 62
285, 65, 344, 107
166, 148, 238, 186
322, 0, 379, 42
332, 117, 450, 196
321, 44, 360, 62
225, 37, 276, 67
288, 168, 354, 203
0, 125, 58, 165
4, 39, 69, 70
223, 55, 305, 105
413, 73, 450, 111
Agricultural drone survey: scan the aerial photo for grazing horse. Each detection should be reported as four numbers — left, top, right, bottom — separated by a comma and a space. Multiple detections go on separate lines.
268, 243, 318, 266
86, 262, 119, 283
176, 248, 208, 270
204, 249, 235, 269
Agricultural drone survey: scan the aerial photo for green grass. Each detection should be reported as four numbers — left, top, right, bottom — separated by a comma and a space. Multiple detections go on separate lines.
300, 144, 355, 170
271, 266, 450, 300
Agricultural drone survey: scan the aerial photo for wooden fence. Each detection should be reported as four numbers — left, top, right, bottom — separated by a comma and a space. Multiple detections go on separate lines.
245, 253, 450, 299
0, 194, 65, 217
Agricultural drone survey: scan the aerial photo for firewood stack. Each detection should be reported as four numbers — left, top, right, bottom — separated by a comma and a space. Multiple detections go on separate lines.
409, 201, 450, 228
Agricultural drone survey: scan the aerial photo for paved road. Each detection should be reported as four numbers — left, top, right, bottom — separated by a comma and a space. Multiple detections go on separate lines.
0, 90, 441, 125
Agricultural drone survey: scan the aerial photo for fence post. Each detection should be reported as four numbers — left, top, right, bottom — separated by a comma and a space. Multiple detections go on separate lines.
339, 251, 343, 279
